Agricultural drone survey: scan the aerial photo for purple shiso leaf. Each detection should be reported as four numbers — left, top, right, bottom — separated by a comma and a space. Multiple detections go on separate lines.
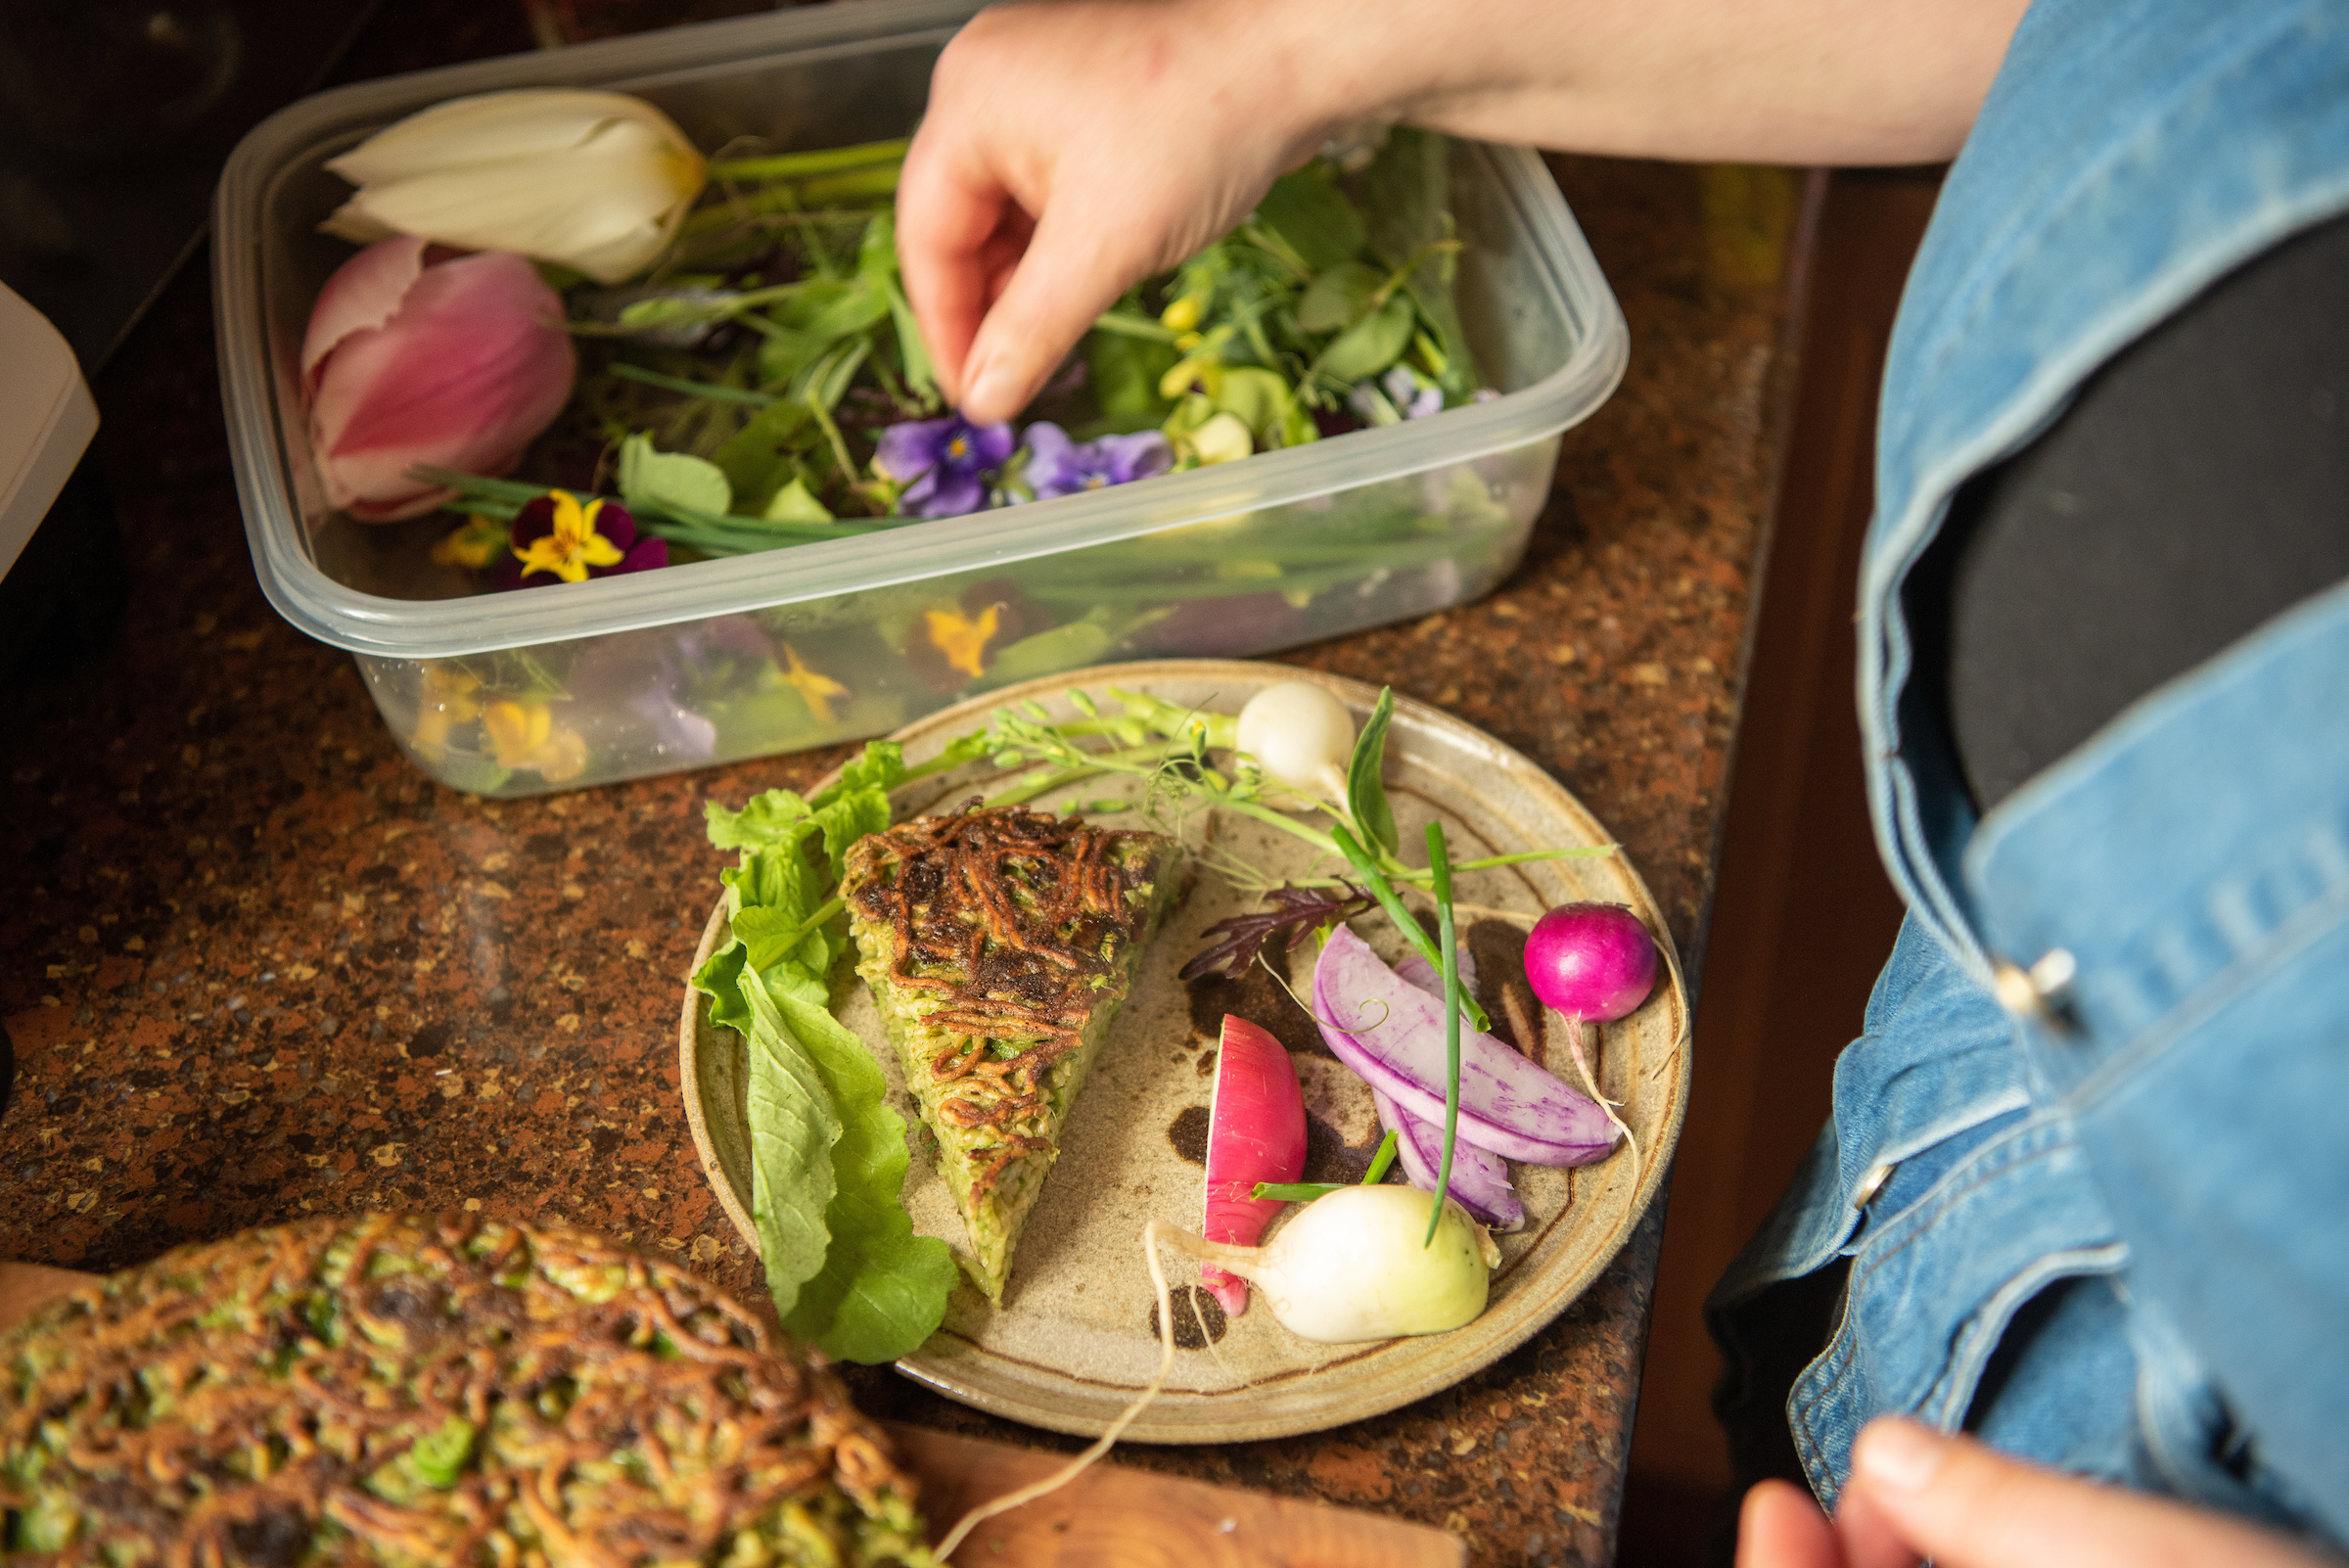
1312, 922, 1616, 1166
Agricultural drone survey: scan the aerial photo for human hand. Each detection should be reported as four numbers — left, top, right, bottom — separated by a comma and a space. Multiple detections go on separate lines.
896, 0, 1344, 425
1736, 1417, 2328, 1568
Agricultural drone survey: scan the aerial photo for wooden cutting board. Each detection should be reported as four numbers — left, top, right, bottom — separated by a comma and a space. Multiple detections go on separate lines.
889, 1423, 1462, 1566
0, 1265, 1459, 1566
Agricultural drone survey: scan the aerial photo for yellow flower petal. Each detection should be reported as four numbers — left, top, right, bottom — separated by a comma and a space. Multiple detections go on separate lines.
779, 643, 849, 725
924, 606, 1001, 680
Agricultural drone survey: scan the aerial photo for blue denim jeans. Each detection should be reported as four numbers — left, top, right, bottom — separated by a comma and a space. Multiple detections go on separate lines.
1707, 0, 2349, 1546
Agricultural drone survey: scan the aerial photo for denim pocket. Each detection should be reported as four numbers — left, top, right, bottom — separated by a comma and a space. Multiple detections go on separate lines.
1781, 1113, 2125, 1505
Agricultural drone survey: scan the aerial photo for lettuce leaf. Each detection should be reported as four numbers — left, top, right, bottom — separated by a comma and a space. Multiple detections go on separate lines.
693, 748, 958, 1362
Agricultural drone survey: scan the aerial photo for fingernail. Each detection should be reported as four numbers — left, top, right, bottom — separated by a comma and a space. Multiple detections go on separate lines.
964, 356, 1015, 423
1856, 1418, 1950, 1494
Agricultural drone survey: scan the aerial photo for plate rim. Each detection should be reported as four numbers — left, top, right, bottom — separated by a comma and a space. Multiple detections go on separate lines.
676, 658, 1691, 1443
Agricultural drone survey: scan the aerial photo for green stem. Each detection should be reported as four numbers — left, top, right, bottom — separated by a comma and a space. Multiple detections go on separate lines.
706, 138, 910, 183
1329, 825, 1491, 1032
1426, 820, 1461, 1246
610, 363, 777, 406
1251, 1130, 1401, 1203
1092, 310, 1183, 343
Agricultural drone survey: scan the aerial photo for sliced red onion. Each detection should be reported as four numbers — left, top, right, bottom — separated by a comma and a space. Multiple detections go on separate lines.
1313, 923, 1616, 1166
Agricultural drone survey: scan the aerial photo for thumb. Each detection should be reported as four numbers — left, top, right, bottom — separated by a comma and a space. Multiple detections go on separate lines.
1837, 1418, 2325, 1568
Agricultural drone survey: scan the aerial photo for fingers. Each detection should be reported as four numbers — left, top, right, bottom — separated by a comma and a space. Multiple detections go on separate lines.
1836, 1418, 2329, 1568
957, 202, 1162, 425
894, 132, 1014, 407
1736, 1480, 1847, 1568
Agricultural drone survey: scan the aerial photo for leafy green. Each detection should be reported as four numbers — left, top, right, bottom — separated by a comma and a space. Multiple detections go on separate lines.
407, 1415, 477, 1489
1317, 292, 1417, 384
765, 969, 961, 1362
1346, 685, 1399, 855
1296, 260, 1383, 334
693, 750, 955, 1362
618, 433, 732, 517
1255, 165, 1368, 273
737, 965, 845, 1318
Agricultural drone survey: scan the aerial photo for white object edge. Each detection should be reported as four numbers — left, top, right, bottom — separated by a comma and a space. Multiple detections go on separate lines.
0, 282, 99, 584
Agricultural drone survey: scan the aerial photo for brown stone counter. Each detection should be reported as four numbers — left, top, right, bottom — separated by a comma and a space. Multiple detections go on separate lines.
0, 9, 1803, 1561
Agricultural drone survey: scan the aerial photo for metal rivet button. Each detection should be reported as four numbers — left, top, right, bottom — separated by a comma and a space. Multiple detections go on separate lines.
1992, 948, 2078, 1025
1853, 1161, 1895, 1209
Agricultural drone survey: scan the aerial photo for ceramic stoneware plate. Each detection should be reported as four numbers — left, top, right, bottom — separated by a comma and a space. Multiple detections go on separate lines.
678, 660, 1690, 1444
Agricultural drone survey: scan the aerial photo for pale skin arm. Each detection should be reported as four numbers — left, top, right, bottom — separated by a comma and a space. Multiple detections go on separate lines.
897, 0, 2031, 423
1737, 1417, 2335, 1568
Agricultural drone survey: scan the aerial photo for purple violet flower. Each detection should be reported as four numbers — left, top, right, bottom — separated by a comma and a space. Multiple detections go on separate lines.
873, 414, 1015, 518
1021, 423, 1174, 499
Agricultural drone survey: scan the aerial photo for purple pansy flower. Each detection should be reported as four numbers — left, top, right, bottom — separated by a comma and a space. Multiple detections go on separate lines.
1350, 367, 1444, 425
493, 491, 667, 591
1021, 422, 1174, 499
873, 414, 1015, 518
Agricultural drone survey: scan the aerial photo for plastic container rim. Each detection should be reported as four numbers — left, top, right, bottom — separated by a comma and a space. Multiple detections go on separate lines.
212, 0, 1630, 663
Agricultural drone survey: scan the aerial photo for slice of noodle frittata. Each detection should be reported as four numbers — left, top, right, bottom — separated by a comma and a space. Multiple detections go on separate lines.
842, 806, 1181, 1304
0, 1212, 934, 1567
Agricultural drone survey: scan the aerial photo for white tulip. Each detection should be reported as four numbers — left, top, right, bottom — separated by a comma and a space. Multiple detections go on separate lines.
322, 89, 707, 286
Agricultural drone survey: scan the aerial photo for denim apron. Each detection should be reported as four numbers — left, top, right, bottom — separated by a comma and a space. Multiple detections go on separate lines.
1706, 0, 2349, 1545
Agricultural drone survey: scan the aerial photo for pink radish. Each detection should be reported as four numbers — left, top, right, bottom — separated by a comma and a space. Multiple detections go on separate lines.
1201, 1014, 1307, 1315
1522, 902, 1658, 1172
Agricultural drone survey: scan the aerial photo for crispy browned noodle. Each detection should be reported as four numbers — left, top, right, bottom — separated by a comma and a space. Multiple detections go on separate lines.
0, 1213, 931, 1567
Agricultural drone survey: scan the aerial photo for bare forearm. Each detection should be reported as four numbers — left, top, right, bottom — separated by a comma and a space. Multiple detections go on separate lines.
1285, 0, 2029, 165
901, 0, 2028, 420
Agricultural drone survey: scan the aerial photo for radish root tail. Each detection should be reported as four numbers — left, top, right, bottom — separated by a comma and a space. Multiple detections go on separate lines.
1567, 1015, 1639, 1177
933, 1221, 1180, 1561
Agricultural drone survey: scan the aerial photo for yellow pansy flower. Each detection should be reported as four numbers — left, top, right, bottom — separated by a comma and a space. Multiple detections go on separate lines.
924, 605, 1001, 680
778, 643, 849, 725
512, 491, 625, 583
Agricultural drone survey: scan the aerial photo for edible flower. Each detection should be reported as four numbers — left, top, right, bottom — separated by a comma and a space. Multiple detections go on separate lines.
1020, 423, 1174, 498
779, 644, 850, 724
501, 491, 668, 586
300, 236, 576, 521
1350, 366, 1444, 425
431, 514, 511, 570
872, 415, 1014, 518
410, 663, 483, 758
321, 89, 707, 285
924, 604, 1001, 680
482, 700, 587, 782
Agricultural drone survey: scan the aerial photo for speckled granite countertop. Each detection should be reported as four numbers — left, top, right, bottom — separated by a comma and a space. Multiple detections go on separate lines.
0, 7, 1803, 1559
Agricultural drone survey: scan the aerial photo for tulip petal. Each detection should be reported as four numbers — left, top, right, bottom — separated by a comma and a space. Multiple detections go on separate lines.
299, 235, 426, 395
307, 250, 575, 521
322, 91, 705, 284
326, 89, 691, 181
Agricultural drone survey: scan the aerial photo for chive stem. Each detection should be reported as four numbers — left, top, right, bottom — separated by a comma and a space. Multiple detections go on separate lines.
1328, 825, 1491, 1032
1425, 820, 1462, 1246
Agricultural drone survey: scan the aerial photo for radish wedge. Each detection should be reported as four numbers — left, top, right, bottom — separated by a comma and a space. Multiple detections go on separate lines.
1313, 923, 1616, 1165
1202, 1014, 1307, 1316
1379, 950, 1524, 1228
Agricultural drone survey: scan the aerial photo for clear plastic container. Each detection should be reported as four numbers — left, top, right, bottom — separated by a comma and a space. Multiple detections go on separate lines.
213, 0, 1628, 797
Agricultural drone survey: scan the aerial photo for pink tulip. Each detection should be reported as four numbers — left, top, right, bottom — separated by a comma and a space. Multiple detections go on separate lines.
300, 236, 575, 522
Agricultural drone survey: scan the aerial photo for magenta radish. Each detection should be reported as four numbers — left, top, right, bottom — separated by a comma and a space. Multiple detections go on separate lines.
1312, 923, 1616, 1164
1201, 1014, 1307, 1315
1522, 902, 1658, 1170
